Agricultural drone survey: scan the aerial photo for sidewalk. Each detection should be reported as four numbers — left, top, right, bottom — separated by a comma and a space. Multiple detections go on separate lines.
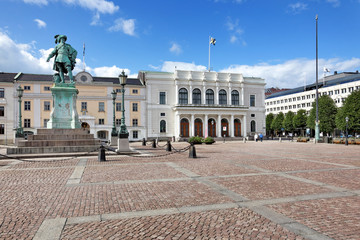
0, 141, 359, 239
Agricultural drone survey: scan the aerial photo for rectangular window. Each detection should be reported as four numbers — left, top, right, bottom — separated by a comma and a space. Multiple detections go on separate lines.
307, 103, 311, 107
312, 94, 315, 98
116, 102, 121, 111
160, 113, 165, 116
44, 86, 51, 91
159, 92, 166, 104
302, 103, 305, 107
302, 96, 305, 100
132, 119, 138, 126
132, 89, 138, 94
0, 106, 4, 117
0, 124, 4, 134
24, 101, 31, 111
335, 89, 340, 94
250, 95, 255, 107
0, 88, 4, 98
289, 98, 292, 102
307, 95, 310, 99
116, 88, 121, 93
132, 103, 138, 112
297, 97, 301, 101
98, 102, 105, 112
98, 119, 104, 125
328, 91, 333, 95
133, 131, 138, 139
81, 102, 87, 112
44, 101, 50, 111
43, 119, 49, 127
349, 87, 354, 92
24, 86, 31, 91
289, 105, 292, 109
323, 92, 327, 95
24, 119, 31, 128
341, 88, 346, 93
116, 119, 121, 126
293, 97, 296, 101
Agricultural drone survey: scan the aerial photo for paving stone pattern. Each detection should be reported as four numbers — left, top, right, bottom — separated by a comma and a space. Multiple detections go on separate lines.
0, 141, 359, 239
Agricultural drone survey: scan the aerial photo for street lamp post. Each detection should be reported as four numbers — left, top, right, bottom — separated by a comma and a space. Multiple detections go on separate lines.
111, 90, 117, 137
315, 14, 320, 143
118, 70, 129, 138
116, 70, 130, 152
16, 86, 24, 138
345, 116, 349, 146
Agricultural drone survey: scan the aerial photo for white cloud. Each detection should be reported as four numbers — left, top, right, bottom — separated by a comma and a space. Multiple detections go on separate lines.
90, 12, 101, 26
161, 61, 207, 72
326, 0, 340, 7
220, 58, 360, 88
287, 2, 308, 14
34, 19, 47, 28
225, 17, 244, 44
23, 0, 48, 5
108, 18, 136, 36
169, 43, 182, 55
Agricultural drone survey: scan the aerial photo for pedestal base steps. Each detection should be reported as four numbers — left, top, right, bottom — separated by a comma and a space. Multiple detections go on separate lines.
7, 129, 101, 155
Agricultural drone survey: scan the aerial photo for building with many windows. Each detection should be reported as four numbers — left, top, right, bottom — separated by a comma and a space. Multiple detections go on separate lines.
0, 70, 265, 144
265, 71, 360, 115
142, 70, 265, 140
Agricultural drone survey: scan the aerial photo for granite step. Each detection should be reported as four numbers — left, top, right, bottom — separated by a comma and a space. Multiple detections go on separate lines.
17, 139, 100, 147
7, 145, 100, 155
28, 134, 95, 141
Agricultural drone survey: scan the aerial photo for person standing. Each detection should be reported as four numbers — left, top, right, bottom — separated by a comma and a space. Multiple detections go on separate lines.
259, 133, 263, 142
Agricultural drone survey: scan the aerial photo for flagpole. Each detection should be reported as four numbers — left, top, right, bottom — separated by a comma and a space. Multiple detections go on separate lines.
208, 36, 211, 72
83, 42, 85, 72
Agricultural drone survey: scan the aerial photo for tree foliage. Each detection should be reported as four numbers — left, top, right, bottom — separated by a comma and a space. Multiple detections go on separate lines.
271, 112, 284, 133
335, 89, 360, 133
266, 113, 274, 134
307, 95, 337, 134
283, 111, 295, 132
293, 109, 307, 130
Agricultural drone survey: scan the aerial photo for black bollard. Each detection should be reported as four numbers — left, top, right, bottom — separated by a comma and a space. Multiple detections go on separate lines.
98, 145, 106, 162
152, 139, 157, 148
166, 140, 172, 152
188, 143, 197, 158
142, 138, 146, 146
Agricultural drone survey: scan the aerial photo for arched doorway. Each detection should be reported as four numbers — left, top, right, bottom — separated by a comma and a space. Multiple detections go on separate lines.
234, 119, 241, 137
180, 118, 189, 137
221, 119, 229, 137
208, 118, 216, 137
194, 118, 203, 137
97, 130, 107, 140
251, 120, 256, 133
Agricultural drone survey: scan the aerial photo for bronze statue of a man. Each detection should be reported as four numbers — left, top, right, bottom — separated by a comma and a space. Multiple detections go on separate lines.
47, 35, 77, 83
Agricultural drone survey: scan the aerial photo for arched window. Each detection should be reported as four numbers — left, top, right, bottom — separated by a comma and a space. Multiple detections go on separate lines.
179, 88, 188, 104
192, 88, 201, 104
206, 89, 214, 104
251, 120, 256, 132
231, 90, 239, 105
219, 89, 227, 105
160, 120, 166, 133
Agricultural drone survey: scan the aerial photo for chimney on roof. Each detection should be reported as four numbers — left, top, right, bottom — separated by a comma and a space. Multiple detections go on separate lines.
334, 71, 337, 75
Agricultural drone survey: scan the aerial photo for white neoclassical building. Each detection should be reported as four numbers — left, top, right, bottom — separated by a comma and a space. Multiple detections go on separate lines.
142, 70, 266, 140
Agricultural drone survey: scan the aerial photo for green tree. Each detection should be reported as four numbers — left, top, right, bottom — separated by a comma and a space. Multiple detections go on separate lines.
271, 112, 284, 136
335, 90, 360, 134
307, 95, 337, 135
266, 113, 274, 135
293, 109, 308, 132
283, 111, 295, 132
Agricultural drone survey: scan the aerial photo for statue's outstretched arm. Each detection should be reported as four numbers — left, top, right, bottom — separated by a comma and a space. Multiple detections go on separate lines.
46, 47, 57, 62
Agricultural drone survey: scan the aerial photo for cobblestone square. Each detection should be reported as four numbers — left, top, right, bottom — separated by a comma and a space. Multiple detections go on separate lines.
0, 141, 359, 240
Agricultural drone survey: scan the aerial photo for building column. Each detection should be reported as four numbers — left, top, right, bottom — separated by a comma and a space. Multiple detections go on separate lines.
243, 115, 247, 137
228, 87, 232, 105
175, 113, 180, 139
230, 115, 234, 137
241, 87, 245, 105
204, 114, 208, 138
175, 84, 179, 105
217, 115, 221, 137
215, 85, 219, 105
202, 85, 206, 105
190, 114, 194, 137
189, 85, 193, 104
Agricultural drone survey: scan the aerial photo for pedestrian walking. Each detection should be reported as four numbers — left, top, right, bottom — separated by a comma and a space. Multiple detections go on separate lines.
259, 133, 263, 142
255, 133, 258, 142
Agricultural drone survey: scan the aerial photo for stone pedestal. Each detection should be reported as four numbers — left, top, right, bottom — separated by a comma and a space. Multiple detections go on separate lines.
117, 138, 131, 153
47, 83, 81, 129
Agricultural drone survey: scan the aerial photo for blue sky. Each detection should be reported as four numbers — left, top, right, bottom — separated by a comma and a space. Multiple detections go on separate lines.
1, 0, 360, 88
